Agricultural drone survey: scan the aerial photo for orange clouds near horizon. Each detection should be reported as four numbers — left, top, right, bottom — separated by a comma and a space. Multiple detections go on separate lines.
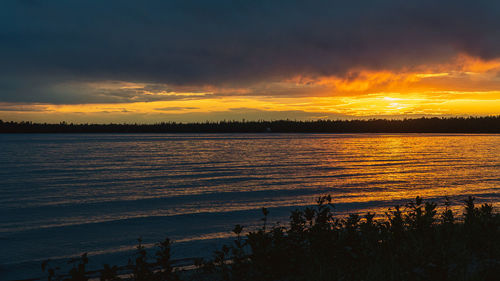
1, 54, 500, 123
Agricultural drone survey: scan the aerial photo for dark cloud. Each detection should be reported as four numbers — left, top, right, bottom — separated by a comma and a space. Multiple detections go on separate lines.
1, 0, 500, 103
0, 76, 218, 104
0, 103, 50, 112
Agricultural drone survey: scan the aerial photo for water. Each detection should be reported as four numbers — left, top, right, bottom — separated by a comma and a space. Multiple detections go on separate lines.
1, 133, 499, 280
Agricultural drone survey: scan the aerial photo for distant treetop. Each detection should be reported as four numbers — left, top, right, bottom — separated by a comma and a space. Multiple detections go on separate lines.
1, 116, 500, 133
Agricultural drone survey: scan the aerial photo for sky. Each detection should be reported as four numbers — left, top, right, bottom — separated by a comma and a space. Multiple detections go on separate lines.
1, 0, 500, 123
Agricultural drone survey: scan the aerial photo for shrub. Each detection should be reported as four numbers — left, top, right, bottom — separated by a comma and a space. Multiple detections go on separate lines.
43, 196, 499, 281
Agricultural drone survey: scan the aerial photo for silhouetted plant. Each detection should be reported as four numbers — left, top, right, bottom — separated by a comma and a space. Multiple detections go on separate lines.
197, 195, 499, 281
42, 196, 499, 281
41, 259, 60, 281
441, 196, 455, 225
100, 264, 121, 281
67, 253, 89, 281
127, 238, 154, 281
155, 238, 179, 281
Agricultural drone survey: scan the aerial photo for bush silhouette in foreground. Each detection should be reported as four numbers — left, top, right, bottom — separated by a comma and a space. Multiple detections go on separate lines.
43, 196, 499, 281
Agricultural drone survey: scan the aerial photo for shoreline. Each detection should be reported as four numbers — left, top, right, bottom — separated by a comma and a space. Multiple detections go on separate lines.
20, 196, 500, 281
2, 117, 500, 134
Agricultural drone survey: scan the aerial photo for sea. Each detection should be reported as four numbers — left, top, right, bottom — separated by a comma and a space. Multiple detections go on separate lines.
1, 133, 499, 280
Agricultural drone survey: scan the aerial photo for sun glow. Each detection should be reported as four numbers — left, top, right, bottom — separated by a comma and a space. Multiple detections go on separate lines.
1, 54, 500, 123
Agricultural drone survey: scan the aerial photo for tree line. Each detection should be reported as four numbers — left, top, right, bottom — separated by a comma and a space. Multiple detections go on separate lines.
1, 116, 500, 133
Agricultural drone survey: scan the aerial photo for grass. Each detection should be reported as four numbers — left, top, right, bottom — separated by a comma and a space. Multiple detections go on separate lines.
41, 196, 499, 281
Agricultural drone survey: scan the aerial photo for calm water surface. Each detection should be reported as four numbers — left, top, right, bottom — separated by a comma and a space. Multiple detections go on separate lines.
1, 134, 499, 279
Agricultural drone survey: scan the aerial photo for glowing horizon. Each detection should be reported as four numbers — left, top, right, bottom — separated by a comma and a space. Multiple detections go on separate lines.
2, 54, 500, 123
2, 2, 500, 123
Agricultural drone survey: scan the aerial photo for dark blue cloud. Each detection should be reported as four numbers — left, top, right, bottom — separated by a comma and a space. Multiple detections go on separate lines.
1, 0, 500, 103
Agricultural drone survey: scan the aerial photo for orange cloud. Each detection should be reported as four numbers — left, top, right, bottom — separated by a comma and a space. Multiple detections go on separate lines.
2, 55, 500, 123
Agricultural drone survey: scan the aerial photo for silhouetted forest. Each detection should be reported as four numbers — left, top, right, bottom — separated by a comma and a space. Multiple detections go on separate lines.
1, 116, 500, 133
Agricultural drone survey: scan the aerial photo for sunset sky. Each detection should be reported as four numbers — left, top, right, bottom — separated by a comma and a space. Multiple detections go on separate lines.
2, 1, 500, 123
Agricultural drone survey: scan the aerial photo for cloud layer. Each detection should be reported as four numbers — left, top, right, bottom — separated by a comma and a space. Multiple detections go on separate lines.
1, 1, 500, 121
